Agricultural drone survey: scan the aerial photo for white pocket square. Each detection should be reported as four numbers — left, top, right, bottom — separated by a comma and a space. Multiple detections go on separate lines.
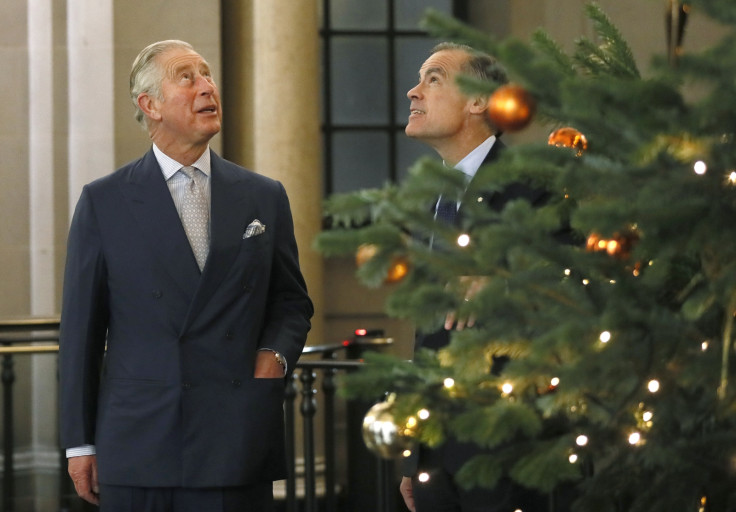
243, 219, 266, 239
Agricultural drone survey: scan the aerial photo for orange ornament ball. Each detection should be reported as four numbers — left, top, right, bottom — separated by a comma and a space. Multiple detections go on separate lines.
487, 84, 536, 132
385, 257, 410, 284
548, 127, 588, 156
585, 230, 639, 260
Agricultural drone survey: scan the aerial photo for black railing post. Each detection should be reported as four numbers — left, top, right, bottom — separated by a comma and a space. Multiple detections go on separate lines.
2, 345, 15, 512
378, 458, 396, 512
300, 369, 318, 512
321, 352, 338, 512
284, 372, 298, 512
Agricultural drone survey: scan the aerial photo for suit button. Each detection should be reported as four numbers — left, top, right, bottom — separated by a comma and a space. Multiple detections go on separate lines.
231, 379, 241, 387
225, 331, 234, 340
242, 281, 252, 292
152, 289, 163, 298
182, 382, 191, 390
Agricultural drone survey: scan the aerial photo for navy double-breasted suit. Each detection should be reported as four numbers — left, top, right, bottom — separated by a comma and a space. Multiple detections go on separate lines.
59, 148, 313, 488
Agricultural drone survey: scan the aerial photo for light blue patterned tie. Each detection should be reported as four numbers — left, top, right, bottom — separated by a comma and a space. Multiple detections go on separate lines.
179, 166, 210, 271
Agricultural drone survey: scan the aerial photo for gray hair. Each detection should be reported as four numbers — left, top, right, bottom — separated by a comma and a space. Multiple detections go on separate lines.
129, 40, 194, 127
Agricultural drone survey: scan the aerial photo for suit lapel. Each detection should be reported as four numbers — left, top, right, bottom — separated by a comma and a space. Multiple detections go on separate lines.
458, 139, 505, 220
119, 150, 201, 300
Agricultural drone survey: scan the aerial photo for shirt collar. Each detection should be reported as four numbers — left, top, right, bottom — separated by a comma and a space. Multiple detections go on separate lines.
452, 135, 497, 179
153, 143, 212, 180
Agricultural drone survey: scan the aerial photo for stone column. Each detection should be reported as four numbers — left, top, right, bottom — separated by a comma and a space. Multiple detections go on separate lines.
250, 0, 324, 347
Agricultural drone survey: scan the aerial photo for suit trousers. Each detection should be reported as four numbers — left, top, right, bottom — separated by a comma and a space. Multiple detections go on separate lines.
412, 444, 551, 512
99, 483, 273, 512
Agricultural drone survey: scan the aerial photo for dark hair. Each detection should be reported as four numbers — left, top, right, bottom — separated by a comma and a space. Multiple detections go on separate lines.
431, 42, 508, 87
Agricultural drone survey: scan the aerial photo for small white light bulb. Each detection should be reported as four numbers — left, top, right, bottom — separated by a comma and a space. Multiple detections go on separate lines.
443, 378, 455, 389
418, 409, 430, 420
642, 411, 653, 422
457, 234, 470, 247
599, 331, 611, 343
648, 380, 660, 393
575, 435, 588, 447
694, 160, 707, 175
568, 453, 578, 464
628, 432, 641, 445
418, 472, 430, 483
501, 382, 514, 395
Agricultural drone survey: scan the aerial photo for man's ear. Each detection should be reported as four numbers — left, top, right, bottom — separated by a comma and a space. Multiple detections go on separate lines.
137, 93, 162, 122
469, 95, 489, 116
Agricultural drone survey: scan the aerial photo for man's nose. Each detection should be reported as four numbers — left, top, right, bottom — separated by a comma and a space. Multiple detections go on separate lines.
407, 85, 420, 100
197, 75, 216, 94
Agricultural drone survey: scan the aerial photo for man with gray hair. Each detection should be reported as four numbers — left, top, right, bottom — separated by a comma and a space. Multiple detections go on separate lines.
59, 40, 313, 511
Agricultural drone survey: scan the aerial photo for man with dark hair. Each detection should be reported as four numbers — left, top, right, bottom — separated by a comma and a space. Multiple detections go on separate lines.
400, 42, 549, 512
59, 40, 313, 512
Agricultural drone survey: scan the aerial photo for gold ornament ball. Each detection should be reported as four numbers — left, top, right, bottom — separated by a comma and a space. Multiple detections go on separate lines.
548, 127, 588, 156
356, 243, 379, 268
488, 84, 536, 132
362, 399, 415, 459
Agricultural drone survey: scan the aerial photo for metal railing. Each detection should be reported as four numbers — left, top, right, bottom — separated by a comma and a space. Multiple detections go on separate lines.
0, 317, 399, 512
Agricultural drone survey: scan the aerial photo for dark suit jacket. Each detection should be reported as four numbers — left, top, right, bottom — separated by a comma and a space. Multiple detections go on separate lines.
59, 149, 313, 488
416, 139, 548, 355
406, 140, 551, 509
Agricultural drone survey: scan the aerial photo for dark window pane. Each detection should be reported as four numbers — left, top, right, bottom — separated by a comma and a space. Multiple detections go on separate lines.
395, 0, 453, 30
396, 132, 437, 182
330, 0, 387, 30
331, 37, 389, 125
332, 131, 390, 193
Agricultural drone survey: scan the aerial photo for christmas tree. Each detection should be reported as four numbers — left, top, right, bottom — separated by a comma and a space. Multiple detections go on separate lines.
315, 2, 736, 510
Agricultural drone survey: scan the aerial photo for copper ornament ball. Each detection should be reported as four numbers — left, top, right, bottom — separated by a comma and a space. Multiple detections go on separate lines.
548, 127, 589, 156
487, 84, 536, 132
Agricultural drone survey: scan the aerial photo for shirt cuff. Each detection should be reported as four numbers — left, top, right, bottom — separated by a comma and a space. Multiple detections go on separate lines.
66, 444, 96, 458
